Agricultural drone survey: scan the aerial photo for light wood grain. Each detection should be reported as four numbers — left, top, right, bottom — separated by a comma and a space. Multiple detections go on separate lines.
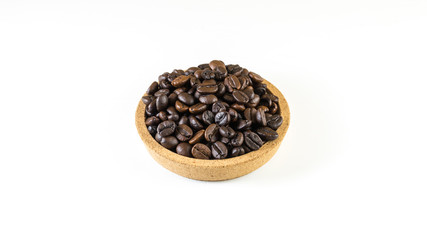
135, 80, 290, 181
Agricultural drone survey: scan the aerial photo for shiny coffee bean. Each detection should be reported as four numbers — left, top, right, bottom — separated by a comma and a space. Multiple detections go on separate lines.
229, 108, 239, 122
189, 103, 207, 114
239, 76, 251, 90
154, 88, 170, 97
158, 73, 168, 82
267, 114, 283, 130
243, 86, 255, 99
223, 93, 235, 103
189, 116, 204, 131
231, 132, 244, 147
202, 110, 215, 125
246, 94, 260, 108
219, 126, 236, 138
191, 143, 211, 159
147, 81, 158, 95
190, 76, 201, 86
197, 80, 218, 94
147, 125, 157, 136
178, 115, 189, 125
249, 72, 264, 83
159, 79, 172, 89
231, 147, 245, 157
215, 111, 230, 126
244, 108, 257, 121
201, 68, 215, 80
205, 124, 219, 142
244, 131, 263, 150
212, 101, 227, 113
171, 75, 190, 88
166, 106, 179, 121
145, 116, 160, 126
194, 69, 203, 79
189, 130, 205, 145
224, 75, 241, 92
175, 100, 189, 113
256, 127, 278, 141
146, 100, 157, 116
156, 94, 168, 111
186, 67, 200, 74
177, 92, 195, 106
176, 142, 192, 157
232, 90, 249, 104
211, 141, 228, 159
236, 119, 252, 131
231, 103, 245, 112
220, 136, 230, 145
176, 124, 193, 141
199, 94, 218, 104
157, 120, 176, 137
270, 102, 278, 114
158, 111, 168, 121
160, 136, 179, 149
141, 96, 154, 105
242, 145, 251, 153
209, 60, 226, 70
168, 92, 178, 105
155, 133, 162, 142
256, 108, 267, 126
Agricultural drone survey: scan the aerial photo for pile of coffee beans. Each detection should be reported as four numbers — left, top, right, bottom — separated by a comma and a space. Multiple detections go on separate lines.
142, 60, 283, 159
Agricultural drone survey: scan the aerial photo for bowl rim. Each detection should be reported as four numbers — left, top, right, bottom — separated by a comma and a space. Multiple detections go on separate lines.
135, 79, 290, 168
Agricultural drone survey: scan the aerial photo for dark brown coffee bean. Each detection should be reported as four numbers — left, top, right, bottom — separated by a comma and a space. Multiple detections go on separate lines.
205, 123, 219, 142
209, 60, 226, 70
217, 83, 226, 96
157, 120, 176, 137
244, 131, 263, 150
260, 94, 273, 107
173, 87, 186, 95
177, 92, 195, 106
178, 115, 189, 125
156, 94, 168, 111
197, 80, 218, 94
258, 105, 269, 113
187, 85, 197, 95
190, 76, 201, 86
141, 96, 154, 105
211, 141, 228, 159
147, 125, 157, 136
145, 100, 157, 116
242, 145, 251, 153
215, 111, 230, 126
166, 106, 179, 121
154, 88, 170, 97
189, 103, 207, 114
243, 86, 255, 99
176, 124, 193, 141
145, 116, 160, 126
231, 132, 244, 147
189, 130, 205, 145
224, 75, 241, 92
270, 102, 278, 114
155, 133, 162, 142
236, 119, 252, 131
267, 114, 283, 130
231, 103, 245, 112
176, 142, 192, 157
220, 136, 230, 145
239, 76, 251, 90
232, 90, 249, 104
175, 100, 189, 113
188, 115, 203, 131
256, 108, 267, 126
223, 93, 235, 103
186, 67, 200, 75
171, 75, 190, 88
199, 95, 218, 104
249, 72, 264, 83
158, 73, 168, 82
244, 108, 257, 121
160, 136, 179, 149
158, 111, 168, 121
191, 143, 211, 159
201, 68, 215, 80
219, 126, 236, 138
159, 79, 172, 89
202, 110, 215, 125
231, 147, 245, 157
256, 127, 278, 141
168, 92, 178, 105
198, 63, 210, 69
194, 69, 203, 79
212, 101, 227, 113
147, 81, 158, 95
229, 108, 239, 122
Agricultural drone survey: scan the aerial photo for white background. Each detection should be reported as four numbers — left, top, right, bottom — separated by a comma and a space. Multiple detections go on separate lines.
1, 0, 426, 239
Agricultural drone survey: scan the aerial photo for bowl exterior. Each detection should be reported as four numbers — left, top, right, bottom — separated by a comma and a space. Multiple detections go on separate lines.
136, 79, 290, 181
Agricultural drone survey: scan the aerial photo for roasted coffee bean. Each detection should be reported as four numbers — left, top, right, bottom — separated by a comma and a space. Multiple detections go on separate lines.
239, 76, 251, 90
223, 93, 235, 103
197, 80, 218, 94
189, 130, 205, 145
191, 143, 211, 159
178, 115, 189, 125
246, 94, 260, 108
172, 69, 185, 75
174, 87, 186, 95
189, 103, 207, 114
195, 113, 203, 121
187, 85, 197, 95
224, 75, 241, 92
209, 60, 226, 70
168, 92, 178, 105
205, 124, 219, 142
258, 105, 269, 113
267, 114, 283, 130
260, 94, 272, 107
147, 81, 159, 95
175, 100, 189, 113
202, 110, 215, 125
141, 96, 154, 105
231, 103, 245, 112
158, 73, 168, 82
155, 133, 162, 142
249, 72, 264, 83
217, 83, 226, 96
156, 94, 168, 111
171, 75, 190, 88
215, 111, 230, 126
154, 88, 170, 97
194, 69, 203, 79
244, 108, 257, 121
157, 120, 176, 137
211, 141, 228, 159
229, 108, 239, 122
189, 115, 204, 131
236, 119, 252, 131
190, 76, 201, 86
201, 68, 215, 80
146, 100, 157, 116
220, 136, 230, 145
219, 126, 236, 138
270, 102, 278, 114
177, 92, 195, 106
160, 136, 179, 149
145, 116, 160, 126
186, 67, 200, 75
231, 147, 245, 157
159, 79, 173, 89
166, 106, 179, 121
176, 124, 193, 141
242, 145, 251, 153
231, 132, 244, 147
198, 63, 210, 69
232, 90, 249, 104
199, 94, 218, 104
243, 86, 255, 99
256, 127, 278, 141
212, 101, 227, 113
244, 131, 263, 150
176, 142, 192, 157
147, 125, 157, 136
158, 111, 168, 121
256, 108, 267, 126
254, 84, 267, 96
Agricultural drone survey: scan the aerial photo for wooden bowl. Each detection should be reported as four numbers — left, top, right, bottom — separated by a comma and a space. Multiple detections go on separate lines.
135, 80, 290, 181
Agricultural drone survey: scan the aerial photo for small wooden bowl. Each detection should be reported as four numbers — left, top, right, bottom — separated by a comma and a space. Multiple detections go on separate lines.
135, 80, 290, 181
